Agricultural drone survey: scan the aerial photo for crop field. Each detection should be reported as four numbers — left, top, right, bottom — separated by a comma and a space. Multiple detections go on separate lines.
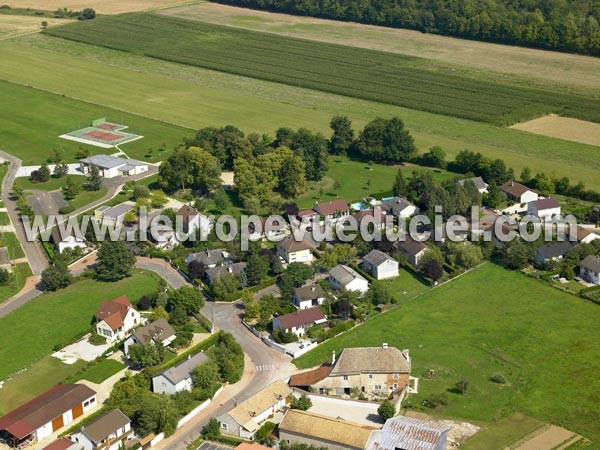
0, 14, 71, 38
3, 0, 193, 15
510, 115, 600, 147
294, 264, 600, 441
44, 13, 600, 126
2, 37, 600, 189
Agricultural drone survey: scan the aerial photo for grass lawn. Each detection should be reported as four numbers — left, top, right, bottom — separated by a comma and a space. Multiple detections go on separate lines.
0, 263, 32, 304
460, 413, 545, 449
294, 263, 600, 441
0, 269, 160, 380
2, 36, 600, 190
0, 232, 25, 259
0, 356, 87, 415
69, 359, 126, 384
15, 174, 85, 192
68, 186, 107, 211
0, 211, 9, 225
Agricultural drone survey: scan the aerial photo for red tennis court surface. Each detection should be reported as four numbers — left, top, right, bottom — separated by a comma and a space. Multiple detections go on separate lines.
95, 122, 121, 131
82, 130, 123, 142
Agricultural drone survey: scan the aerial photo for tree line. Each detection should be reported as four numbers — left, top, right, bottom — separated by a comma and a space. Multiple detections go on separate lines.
213, 0, 600, 56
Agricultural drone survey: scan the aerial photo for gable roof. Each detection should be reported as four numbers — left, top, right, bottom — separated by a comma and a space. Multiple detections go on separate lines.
275, 306, 326, 329
314, 199, 349, 216
363, 249, 397, 267
536, 241, 576, 260
397, 238, 428, 257
581, 255, 600, 272
0, 384, 96, 440
80, 409, 130, 444
331, 346, 410, 376
51, 227, 83, 244
289, 365, 332, 387
353, 208, 388, 225
156, 352, 208, 385
381, 197, 416, 216
227, 380, 291, 430
131, 318, 175, 346
329, 264, 367, 286
95, 295, 133, 331
103, 203, 133, 219
42, 439, 82, 450
530, 197, 561, 211
457, 176, 487, 191
371, 416, 450, 450
572, 226, 599, 242
80, 154, 145, 169
294, 283, 326, 302
500, 180, 534, 197
206, 262, 247, 281
279, 410, 375, 450
297, 209, 319, 219
277, 236, 314, 253
187, 249, 229, 266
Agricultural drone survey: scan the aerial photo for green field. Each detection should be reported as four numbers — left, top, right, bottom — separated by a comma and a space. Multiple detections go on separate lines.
0, 263, 32, 305
15, 175, 86, 192
70, 358, 126, 384
461, 413, 545, 449
0, 79, 191, 165
0, 270, 160, 380
0, 232, 25, 259
44, 13, 600, 126
294, 264, 600, 440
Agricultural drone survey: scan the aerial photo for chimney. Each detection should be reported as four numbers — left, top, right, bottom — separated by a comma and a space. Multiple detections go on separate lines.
382, 343, 388, 350
228, 267, 233, 273
331, 350, 336, 365
311, 285, 316, 292
188, 354, 191, 360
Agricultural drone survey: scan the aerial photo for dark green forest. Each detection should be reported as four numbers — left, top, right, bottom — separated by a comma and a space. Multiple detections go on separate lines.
212, 0, 600, 56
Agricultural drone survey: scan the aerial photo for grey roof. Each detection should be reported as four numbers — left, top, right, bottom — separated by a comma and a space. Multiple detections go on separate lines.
328, 264, 367, 286
187, 249, 229, 266
536, 241, 576, 260
118, 164, 136, 173
206, 262, 247, 281
103, 203, 133, 219
397, 238, 428, 257
363, 249, 397, 267
381, 197, 415, 216
81, 154, 145, 169
371, 416, 449, 450
581, 255, 600, 272
157, 352, 208, 385
132, 318, 175, 346
294, 283, 326, 301
81, 409, 130, 444
331, 346, 410, 376
0, 247, 10, 265
458, 176, 487, 191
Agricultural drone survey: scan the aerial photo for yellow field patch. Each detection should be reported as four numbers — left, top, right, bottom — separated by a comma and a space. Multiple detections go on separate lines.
0, 15, 72, 37
3, 0, 193, 15
510, 115, 600, 147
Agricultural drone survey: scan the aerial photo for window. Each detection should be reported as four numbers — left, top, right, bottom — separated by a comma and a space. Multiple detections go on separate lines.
368, 374, 373, 379
221, 423, 228, 430
392, 374, 399, 380
375, 385, 382, 390
343, 376, 349, 381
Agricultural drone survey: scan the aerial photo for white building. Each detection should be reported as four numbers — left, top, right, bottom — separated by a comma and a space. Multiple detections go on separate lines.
293, 283, 326, 309
51, 228, 86, 253
70, 409, 132, 450
500, 180, 539, 204
369, 415, 450, 450
124, 318, 176, 357
527, 198, 561, 219
176, 204, 212, 236
328, 264, 369, 294
273, 306, 327, 337
380, 197, 419, 219
94, 203, 133, 226
457, 176, 488, 194
79, 154, 148, 179
95, 296, 141, 343
362, 250, 399, 280
276, 237, 314, 264
152, 352, 208, 395
580, 255, 600, 285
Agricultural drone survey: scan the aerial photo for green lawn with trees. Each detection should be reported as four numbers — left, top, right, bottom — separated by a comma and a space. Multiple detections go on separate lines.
294, 263, 600, 441
69, 359, 126, 384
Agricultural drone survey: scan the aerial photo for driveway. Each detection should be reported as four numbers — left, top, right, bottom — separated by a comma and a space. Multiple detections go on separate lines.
52, 333, 110, 363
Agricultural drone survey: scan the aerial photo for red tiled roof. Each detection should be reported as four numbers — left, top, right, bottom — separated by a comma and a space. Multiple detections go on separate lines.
353, 208, 387, 224
276, 306, 326, 330
0, 385, 96, 440
314, 200, 349, 216
531, 197, 560, 210
42, 439, 76, 450
297, 209, 319, 218
289, 365, 332, 387
95, 295, 132, 331
176, 204, 199, 225
278, 236, 314, 253
500, 180, 533, 197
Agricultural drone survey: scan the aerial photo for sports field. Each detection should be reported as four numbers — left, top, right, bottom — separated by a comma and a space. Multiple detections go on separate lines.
61, 119, 143, 148
44, 13, 600, 125
1, 38, 599, 189
294, 264, 600, 441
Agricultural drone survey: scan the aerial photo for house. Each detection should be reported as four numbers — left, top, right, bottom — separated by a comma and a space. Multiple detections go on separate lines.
205, 262, 247, 284
499, 180, 539, 204
278, 410, 375, 450
276, 236, 314, 264
79, 154, 148, 178
185, 248, 232, 268
95, 295, 141, 343
94, 203, 133, 226
288, 365, 332, 391
176, 204, 211, 235
248, 217, 289, 239
535, 241, 576, 264
328, 264, 369, 294
0, 247, 12, 272
570, 226, 600, 244
124, 318, 176, 357
528, 198, 561, 219
0, 384, 97, 447
297, 209, 319, 222
352, 208, 389, 230
69, 409, 132, 450
293, 283, 326, 309
457, 176, 488, 194
273, 306, 327, 337
362, 250, 399, 280
152, 352, 208, 395
396, 238, 429, 268
313, 200, 350, 221
51, 228, 86, 254
369, 415, 450, 450
380, 197, 419, 219
313, 344, 412, 397
42, 439, 83, 450
217, 380, 291, 439
580, 255, 600, 285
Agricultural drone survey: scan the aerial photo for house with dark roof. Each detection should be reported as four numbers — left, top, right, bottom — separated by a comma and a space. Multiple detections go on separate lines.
94, 203, 133, 226
580, 255, 600, 285
380, 197, 418, 219
352, 208, 389, 230
152, 352, 209, 395
396, 238, 429, 268
362, 250, 399, 280
176, 204, 211, 235
248, 217, 289, 239
528, 197, 561, 219
293, 283, 326, 310
313, 344, 413, 397
185, 248, 231, 268
313, 200, 349, 221
457, 176, 488, 194
499, 180, 538, 204
123, 318, 176, 357
276, 236, 314, 264
69, 409, 132, 450
369, 415, 450, 450
535, 241, 576, 264
205, 262, 247, 284
328, 264, 369, 294
273, 306, 327, 337
95, 295, 141, 343
0, 384, 97, 447
289, 365, 332, 391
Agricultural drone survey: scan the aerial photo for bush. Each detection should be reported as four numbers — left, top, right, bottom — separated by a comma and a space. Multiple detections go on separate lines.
290, 394, 312, 411
422, 393, 449, 409
58, 205, 75, 214
489, 373, 507, 384
88, 333, 107, 346
377, 399, 396, 420
255, 421, 276, 444
453, 379, 469, 395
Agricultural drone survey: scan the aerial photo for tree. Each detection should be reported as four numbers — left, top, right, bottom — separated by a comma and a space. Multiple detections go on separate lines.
246, 253, 269, 286
366, 281, 393, 305
86, 165, 103, 191
192, 360, 222, 396
95, 241, 136, 281
422, 259, 443, 281
454, 379, 469, 395
290, 394, 313, 411
49, 148, 63, 164
271, 256, 284, 275
280, 262, 314, 299
501, 239, 533, 270
520, 166, 532, 184
378, 400, 396, 421
204, 418, 221, 438
356, 117, 416, 163
167, 286, 205, 317
392, 168, 406, 197
128, 343, 165, 367
53, 162, 69, 178
485, 182, 506, 208
62, 176, 80, 200
133, 184, 150, 200
0, 268, 9, 285
209, 331, 244, 383
80, 7, 96, 20
446, 243, 483, 268
420, 146, 446, 168
41, 261, 72, 291
278, 153, 307, 197
37, 163, 51, 182
328, 115, 354, 155
188, 260, 207, 281
213, 188, 232, 212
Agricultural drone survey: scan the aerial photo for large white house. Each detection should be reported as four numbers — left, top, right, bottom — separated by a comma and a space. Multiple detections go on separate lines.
527, 198, 562, 219
79, 154, 148, 178
500, 180, 539, 204
380, 197, 419, 219
69, 409, 132, 450
293, 283, 326, 309
273, 306, 327, 337
276, 237, 314, 264
580, 255, 600, 285
362, 250, 399, 280
328, 264, 369, 294
152, 352, 208, 395
50, 228, 86, 254
95, 296, 141, 343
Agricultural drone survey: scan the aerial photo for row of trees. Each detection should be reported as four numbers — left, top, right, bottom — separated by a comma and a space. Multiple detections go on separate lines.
213, 0, 600, 55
